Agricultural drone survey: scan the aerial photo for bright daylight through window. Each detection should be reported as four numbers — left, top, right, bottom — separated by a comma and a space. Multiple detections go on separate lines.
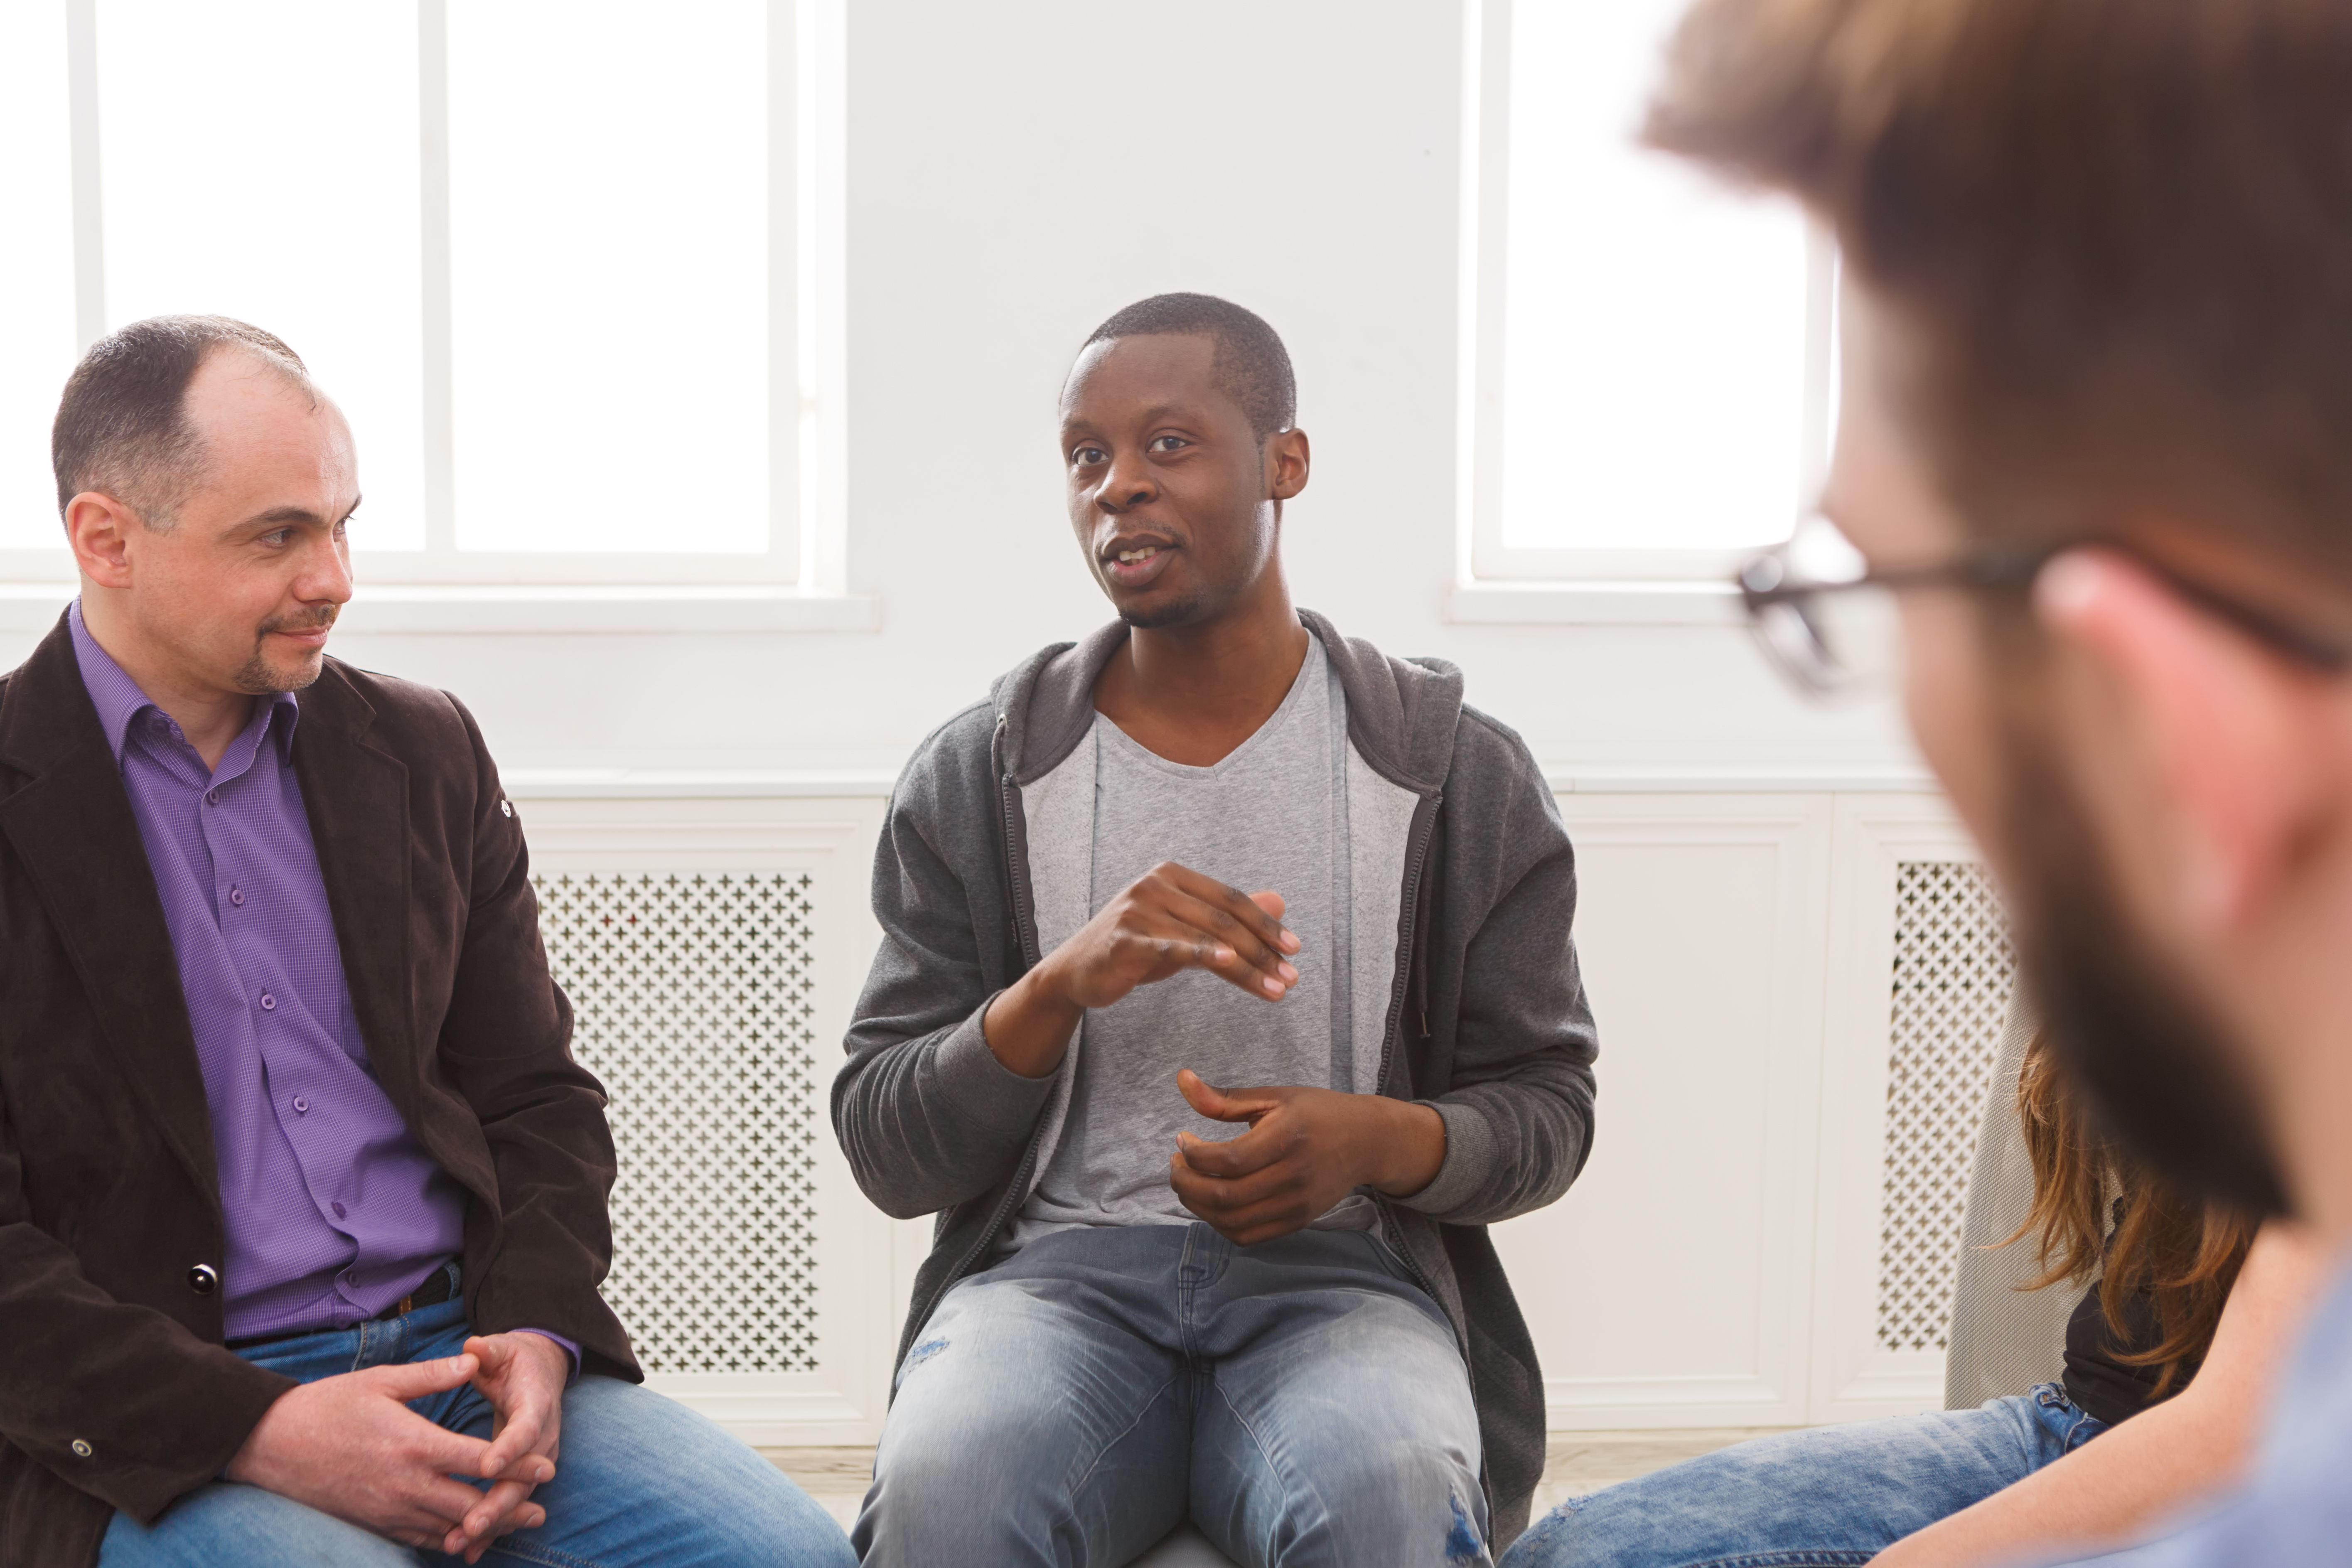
0, 1, 791, 581
1486, 0, 1825, 579
0, 5, 76, 557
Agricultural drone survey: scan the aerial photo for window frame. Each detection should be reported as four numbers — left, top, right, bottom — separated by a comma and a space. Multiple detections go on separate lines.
1455, 0, 1839, 590
1, 0, 847, 597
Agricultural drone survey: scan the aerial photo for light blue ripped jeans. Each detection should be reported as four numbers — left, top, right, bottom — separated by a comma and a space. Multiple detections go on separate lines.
1502, 1383, 2107, 1568
855, 1222, 1489, 1568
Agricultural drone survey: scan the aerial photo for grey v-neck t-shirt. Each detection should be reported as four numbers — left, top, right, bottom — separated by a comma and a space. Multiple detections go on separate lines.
1009, 637, 1378, 1246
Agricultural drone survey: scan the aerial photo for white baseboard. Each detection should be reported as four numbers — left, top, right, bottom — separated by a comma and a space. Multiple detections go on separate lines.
643, 1373, 880, 1447
1544, 1374, 1805, 1431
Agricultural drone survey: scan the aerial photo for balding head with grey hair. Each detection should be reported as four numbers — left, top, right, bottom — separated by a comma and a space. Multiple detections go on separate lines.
52, 315, 317, 530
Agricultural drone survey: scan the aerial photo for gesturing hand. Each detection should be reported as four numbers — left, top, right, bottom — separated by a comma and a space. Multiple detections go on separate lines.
225, 1354, 552, 1551
1168, 1070, 1448, 1246
983, 863, 1301, 1078
442, 1332, 571, 1561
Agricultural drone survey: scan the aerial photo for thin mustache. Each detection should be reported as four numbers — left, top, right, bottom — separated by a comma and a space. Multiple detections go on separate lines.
258, 607, 338, 637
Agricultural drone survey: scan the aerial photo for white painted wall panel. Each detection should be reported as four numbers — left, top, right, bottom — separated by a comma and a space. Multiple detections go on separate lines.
1496, 796, 1833, 1428
1810, 794, 1991, 1422
499, 785, 1979, 1443
514, 790, 896, 1444
1500, 842, 1782, 1397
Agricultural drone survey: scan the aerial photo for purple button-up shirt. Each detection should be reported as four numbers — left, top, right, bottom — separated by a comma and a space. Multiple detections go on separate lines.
69, 604, 466, 1339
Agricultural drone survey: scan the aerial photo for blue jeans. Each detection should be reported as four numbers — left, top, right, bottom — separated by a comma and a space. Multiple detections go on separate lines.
855, 1222, 1489, 1568
100, 1276, 855, 1568
1501, 1383, 2106, 1568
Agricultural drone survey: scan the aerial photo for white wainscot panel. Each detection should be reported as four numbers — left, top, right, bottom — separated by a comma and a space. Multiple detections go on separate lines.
509, 783, 1992, 1445
511, 790, 900, 1445
1493, 795, 1834, 1429
1808, 793, 1992, 1422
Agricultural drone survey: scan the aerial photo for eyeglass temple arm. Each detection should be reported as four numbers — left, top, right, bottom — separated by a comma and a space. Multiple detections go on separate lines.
1743, 543, 2352, 672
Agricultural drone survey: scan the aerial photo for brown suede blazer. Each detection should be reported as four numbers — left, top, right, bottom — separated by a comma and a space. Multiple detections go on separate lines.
0, 616, 639, 1567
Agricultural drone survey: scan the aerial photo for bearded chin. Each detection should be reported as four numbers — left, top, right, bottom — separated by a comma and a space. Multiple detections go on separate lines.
232, 614, 334, 694
231, 651, 324, 695
2000, 740, 2291, 1218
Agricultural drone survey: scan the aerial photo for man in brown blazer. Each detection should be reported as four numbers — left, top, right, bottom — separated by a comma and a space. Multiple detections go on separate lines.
0, 316, 854, 1567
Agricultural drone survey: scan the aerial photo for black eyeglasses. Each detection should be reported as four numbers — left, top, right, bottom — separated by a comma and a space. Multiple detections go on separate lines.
1734, 518, 2352, 698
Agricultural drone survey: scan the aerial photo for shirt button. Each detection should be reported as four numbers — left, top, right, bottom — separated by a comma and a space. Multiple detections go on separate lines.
205, 789, 219, 806
70, 1439, 92, 1459
291, 1096, 309, 1114
331, 1201, 347, 1219
229, 887, 245, 907
259, 992, 276, 1012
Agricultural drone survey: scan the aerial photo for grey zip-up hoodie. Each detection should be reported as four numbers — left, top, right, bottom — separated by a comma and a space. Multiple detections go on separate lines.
834, 610, 1599, 1543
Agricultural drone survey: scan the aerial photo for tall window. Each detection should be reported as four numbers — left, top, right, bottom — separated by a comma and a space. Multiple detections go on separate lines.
0, 0, 826, 587
0, 5, 78, 561
1461, 0, 1834, 583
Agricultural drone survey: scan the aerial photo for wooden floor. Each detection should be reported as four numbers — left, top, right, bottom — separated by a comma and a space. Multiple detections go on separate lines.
764, 1428, 1800, 1530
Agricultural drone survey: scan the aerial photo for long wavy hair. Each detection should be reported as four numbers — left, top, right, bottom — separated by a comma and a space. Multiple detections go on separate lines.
2010, 1029, 2257, 1396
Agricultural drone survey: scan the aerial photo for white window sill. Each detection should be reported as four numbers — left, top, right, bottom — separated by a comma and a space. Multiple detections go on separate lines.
1443, 580, 1742, 626
0, 583, 880, 636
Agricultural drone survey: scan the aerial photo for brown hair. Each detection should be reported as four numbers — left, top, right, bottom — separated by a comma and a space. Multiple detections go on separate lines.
52, 314, 311, 528
2012, 1029, 2254, 1395
1645, 0, 2352, 586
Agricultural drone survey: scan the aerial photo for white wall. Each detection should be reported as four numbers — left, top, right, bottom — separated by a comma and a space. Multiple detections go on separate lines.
0, 0, 1916, 787
0, 1, 1974, 1437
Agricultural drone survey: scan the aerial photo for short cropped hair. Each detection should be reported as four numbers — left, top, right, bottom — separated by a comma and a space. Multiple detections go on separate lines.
52, 315, 312, 527
1083, 293, 1298, 439
1648, 0, 2352, 583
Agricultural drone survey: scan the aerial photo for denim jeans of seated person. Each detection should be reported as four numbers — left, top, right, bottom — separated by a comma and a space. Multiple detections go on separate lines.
855, 1222, 1490, 1568
1501, 1383, 2106, 1568
98, 1278, 855, 1568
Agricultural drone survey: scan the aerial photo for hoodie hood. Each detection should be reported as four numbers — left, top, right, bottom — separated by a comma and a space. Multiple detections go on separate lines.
988, 608, 1464, 797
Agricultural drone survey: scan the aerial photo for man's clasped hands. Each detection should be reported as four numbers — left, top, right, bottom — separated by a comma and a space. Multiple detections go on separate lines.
226, 1330, 567, 1562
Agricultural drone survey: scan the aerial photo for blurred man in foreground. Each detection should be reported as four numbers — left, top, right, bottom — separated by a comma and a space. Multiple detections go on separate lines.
1639, 0, 2352, 1559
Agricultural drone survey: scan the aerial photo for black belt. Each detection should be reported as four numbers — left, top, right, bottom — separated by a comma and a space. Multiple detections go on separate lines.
224, 1264, 458, 1351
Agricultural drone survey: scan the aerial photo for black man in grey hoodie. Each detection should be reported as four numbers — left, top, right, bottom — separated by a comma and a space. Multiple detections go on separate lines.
836, 294, 1599, 1566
